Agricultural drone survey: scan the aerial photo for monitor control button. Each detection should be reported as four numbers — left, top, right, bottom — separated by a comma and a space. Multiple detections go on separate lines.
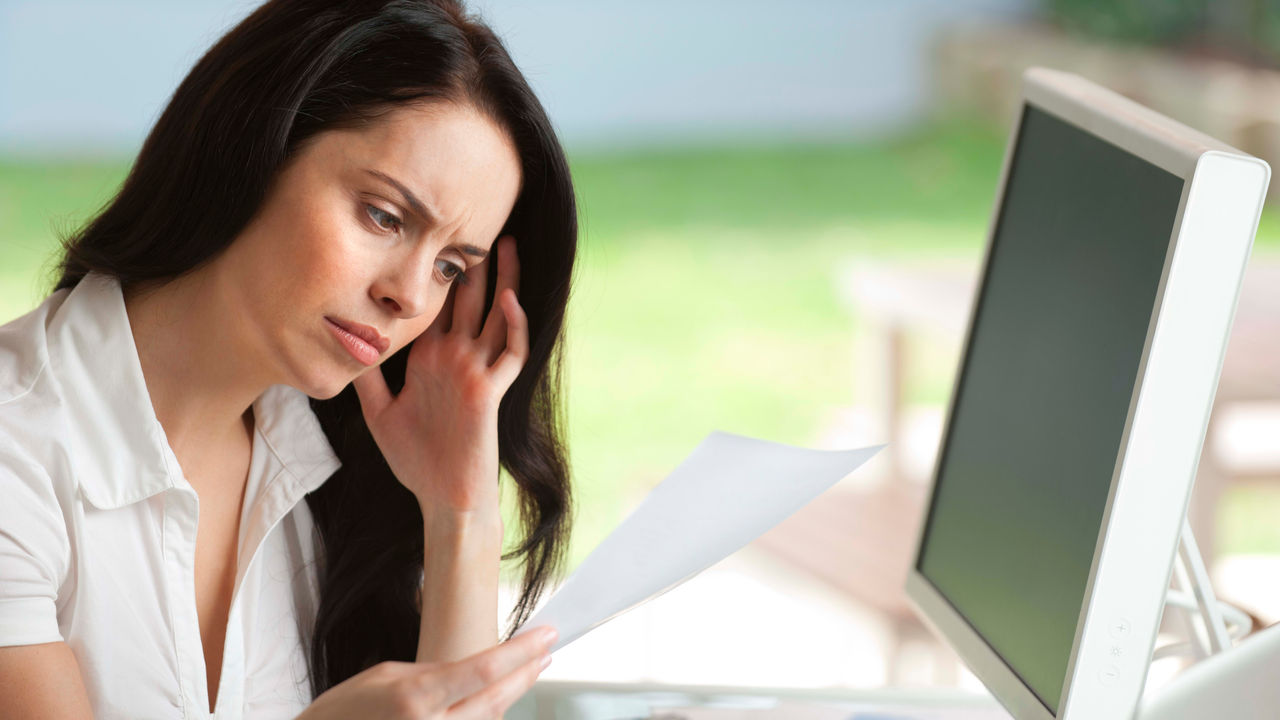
1109, 617, 1132, 639
1099, 665, 1121, 686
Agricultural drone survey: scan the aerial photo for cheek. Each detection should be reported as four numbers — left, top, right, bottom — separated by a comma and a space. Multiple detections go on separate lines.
242, 208, 363, 333
280, 209, 387, 312
394, 295, 450, 350
293, 208, 358, 279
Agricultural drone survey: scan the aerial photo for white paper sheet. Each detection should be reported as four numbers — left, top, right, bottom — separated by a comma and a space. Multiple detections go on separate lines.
512, 430, 885, 653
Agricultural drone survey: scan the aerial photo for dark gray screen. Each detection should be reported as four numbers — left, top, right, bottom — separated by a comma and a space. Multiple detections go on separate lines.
916, 104, 1184, 712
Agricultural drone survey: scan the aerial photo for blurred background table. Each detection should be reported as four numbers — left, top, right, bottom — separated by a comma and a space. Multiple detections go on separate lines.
837, 257, 1280, 571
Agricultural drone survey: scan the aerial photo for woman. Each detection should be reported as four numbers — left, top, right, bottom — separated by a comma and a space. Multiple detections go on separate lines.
0, 0, 576, 717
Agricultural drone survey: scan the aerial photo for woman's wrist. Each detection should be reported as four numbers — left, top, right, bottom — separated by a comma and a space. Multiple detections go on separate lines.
416, 503, 503, 663
418, 497, 504, 543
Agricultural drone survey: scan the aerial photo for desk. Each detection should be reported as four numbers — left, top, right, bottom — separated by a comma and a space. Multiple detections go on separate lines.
511, 680, 1012, 720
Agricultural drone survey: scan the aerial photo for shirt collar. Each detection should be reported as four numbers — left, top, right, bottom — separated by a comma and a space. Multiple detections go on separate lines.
46, 270, 341, 510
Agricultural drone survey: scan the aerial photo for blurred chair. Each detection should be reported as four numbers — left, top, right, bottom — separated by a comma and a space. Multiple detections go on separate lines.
1189, 261, 1280, 571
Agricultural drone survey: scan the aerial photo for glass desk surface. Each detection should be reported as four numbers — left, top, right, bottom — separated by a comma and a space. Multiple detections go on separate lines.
509, 680, 1014, 720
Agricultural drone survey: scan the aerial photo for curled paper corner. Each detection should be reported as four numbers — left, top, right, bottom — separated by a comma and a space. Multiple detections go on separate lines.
514, 430, 886, 653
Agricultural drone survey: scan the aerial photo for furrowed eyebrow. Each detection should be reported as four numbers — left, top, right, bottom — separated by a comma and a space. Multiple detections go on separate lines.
363, 169, 490, 259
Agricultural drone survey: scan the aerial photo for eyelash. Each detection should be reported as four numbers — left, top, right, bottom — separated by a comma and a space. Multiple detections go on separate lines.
364, 203, 469, 286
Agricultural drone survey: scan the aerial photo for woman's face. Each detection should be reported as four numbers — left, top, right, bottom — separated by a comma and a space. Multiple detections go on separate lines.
218, 100, 522, 399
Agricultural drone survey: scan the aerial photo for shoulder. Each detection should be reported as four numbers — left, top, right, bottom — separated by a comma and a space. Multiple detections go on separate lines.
0, 288, 70, 405
0, 292, 78, 513
0, 435, 66, 517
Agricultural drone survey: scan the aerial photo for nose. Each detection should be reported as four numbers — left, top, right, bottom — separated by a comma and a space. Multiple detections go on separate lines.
370, 259, 432, 319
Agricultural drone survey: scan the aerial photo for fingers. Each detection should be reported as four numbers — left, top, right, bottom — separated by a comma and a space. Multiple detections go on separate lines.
453, 250, 490, 340
478, 236, 521, 366
436, 625, 557, 710
446, 652, 549, 720
488, 289, 529, 389
421, 235, 527, 392
505, 237, 520, 298
426, 280, 460, 338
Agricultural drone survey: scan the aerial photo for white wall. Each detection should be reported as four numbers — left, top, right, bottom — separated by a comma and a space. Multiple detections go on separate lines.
0, 0, 1033, 156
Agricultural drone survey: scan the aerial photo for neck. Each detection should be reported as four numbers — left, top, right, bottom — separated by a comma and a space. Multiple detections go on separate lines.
122, 265, 271, 471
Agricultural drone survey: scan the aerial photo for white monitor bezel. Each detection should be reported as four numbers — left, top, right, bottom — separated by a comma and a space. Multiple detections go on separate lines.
903, 67, 1270, 720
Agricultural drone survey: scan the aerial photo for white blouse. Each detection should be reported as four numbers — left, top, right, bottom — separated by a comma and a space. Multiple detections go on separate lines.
0, 270, 342, 719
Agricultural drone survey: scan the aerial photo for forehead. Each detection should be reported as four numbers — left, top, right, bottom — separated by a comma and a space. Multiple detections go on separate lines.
308, 101, 522, 241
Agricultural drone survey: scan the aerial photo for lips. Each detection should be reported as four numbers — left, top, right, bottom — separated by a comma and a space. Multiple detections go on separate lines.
325, 316, 390, 354
325, 316, 388, 368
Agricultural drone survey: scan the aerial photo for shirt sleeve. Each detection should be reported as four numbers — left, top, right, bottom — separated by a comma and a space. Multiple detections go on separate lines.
0, 444, 70, 646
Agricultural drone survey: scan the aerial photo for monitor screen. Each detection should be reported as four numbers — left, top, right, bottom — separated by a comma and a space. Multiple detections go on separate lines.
916, 104, 1185, 712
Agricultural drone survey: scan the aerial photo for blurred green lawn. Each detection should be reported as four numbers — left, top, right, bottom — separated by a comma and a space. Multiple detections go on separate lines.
2, 116, 1277, 579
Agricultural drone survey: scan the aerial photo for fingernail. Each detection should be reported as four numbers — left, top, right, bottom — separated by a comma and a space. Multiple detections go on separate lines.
539, 653, 552, 671
537, 626, 558, 644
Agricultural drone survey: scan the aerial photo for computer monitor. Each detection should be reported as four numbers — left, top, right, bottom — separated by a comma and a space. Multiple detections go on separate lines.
904, 67, 1270, 720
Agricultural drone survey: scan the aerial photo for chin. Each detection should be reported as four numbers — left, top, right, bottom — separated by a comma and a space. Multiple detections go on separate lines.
291, 366, 356, 401
314, 383, 349, 401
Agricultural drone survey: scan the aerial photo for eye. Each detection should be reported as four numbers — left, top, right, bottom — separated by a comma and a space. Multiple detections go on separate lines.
364, 204, 402, 233
436, 259, 470, 286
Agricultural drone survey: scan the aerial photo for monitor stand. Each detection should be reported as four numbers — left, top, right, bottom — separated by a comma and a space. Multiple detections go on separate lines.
1159, 519, 1241, 659
1135, 520, 1279, 720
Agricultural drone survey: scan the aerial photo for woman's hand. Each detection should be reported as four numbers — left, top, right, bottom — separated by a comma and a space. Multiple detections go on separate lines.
296, 625, 556, 720
353, 235, 527, 517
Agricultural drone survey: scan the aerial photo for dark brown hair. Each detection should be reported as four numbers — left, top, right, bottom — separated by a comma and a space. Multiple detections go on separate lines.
48, 0, 576, 698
